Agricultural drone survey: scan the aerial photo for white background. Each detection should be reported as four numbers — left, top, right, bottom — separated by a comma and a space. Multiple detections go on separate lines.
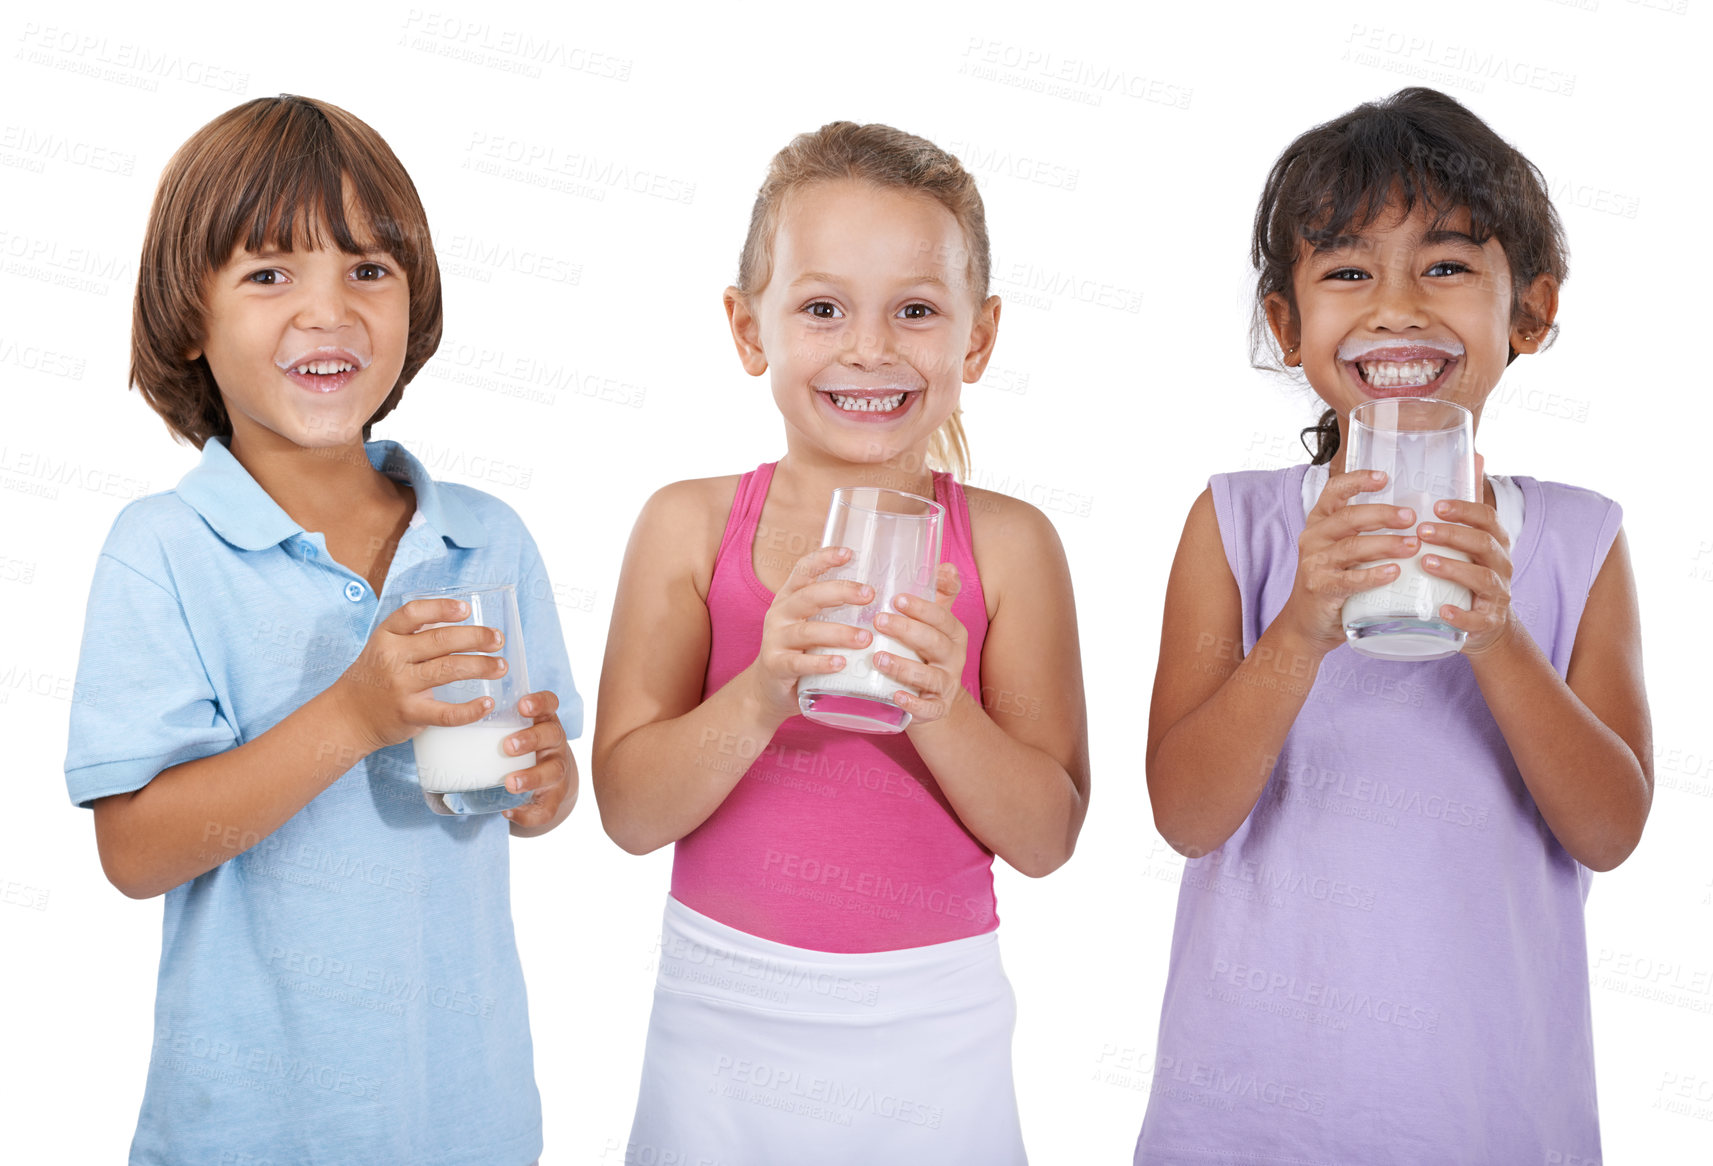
3, 0, 1709, 1162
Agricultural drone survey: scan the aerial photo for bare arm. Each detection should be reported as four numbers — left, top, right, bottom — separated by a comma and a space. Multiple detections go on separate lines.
1422, 511, 1651, 870
878, 497, 1089, 877
92, 599, 506, 899
590, 482, 872, 855
1147, 475, 1418, 856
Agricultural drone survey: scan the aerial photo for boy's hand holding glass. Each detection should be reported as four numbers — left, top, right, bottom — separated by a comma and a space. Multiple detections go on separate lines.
334, 596, 510, 752
496, 688, 575, 830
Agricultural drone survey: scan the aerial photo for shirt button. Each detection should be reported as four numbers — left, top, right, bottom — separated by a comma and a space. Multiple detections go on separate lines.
344, 580, 366, 602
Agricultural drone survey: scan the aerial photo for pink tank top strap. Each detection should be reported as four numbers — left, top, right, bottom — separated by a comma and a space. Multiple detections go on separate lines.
712, 463, 777, 585
932, 471, 987, 637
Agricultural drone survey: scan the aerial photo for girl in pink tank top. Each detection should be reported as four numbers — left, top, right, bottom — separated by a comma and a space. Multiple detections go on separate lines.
593, 123, 1089, 1164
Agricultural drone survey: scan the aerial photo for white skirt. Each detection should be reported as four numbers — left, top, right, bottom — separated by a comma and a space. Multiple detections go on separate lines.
625, 895, 1027, 1166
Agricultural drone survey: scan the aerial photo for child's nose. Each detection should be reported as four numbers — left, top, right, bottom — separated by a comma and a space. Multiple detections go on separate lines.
836, 323, 897, 369
1366, 266, 1430, 331
293, 277, 358, 330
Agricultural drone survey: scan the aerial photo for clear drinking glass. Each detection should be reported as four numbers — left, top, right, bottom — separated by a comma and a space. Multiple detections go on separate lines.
796, 486, 945, 734
1341, 398, 1478, 661
401, 583, 535, 815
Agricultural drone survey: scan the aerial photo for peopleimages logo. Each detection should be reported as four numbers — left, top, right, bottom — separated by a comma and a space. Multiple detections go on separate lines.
762, 850, 990, 924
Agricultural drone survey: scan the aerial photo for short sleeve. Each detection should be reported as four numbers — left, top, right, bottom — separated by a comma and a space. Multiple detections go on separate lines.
63, 553, 239, 807
515, 529, 583, 739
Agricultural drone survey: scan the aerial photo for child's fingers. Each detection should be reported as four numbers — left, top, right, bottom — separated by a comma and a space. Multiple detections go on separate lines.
931, 562, 961, 604
413, 649, 509, 691
516, 690, 559, 720
778, 578, 873, 619
503, 754, 564, 795
874, 611, 954, 665
411, 694, 494, 730
773, 649, 850, 678
777, 617, 871, 655
500, 717, 564, 763
404, 623, 505, 664
503, 783, 558, 825
1308, 502, 1417, 548
777, 545, 855, 596
1310, 469, 1390, 518
873, 651, 941, 694
893, 592, 963, 637
385, 597, 472, 635
1416, 522, 1507, 568
1427, 500, 1510, 547
1421, 553, 1505, 600
894, 688, 951, 724
1325, 561, 1402, 600
1323, 531, 1419, 571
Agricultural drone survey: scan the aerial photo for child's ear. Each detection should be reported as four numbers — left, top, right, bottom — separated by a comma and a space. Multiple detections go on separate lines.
1263, 292, 1300, 366
961, 295, 1002, 383
1510, 274, 1560, 355
723, 287, 768, 376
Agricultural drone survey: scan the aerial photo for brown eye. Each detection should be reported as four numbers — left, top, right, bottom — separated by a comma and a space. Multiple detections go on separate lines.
353, 262, 388, 281
806, 301, 840, 320
900, 303, 933, 320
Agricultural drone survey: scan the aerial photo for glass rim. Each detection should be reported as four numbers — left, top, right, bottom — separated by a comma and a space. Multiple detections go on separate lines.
829, 485, 945, 519
398, 581, 518, 603
1349, 396, 1473, 432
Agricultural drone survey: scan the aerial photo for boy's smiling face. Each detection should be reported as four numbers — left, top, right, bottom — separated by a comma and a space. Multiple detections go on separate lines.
191, 233, 409, 455
1266, 197, 1557, 455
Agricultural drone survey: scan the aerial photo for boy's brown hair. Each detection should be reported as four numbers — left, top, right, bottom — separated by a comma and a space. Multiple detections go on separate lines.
131, 94, 442, 448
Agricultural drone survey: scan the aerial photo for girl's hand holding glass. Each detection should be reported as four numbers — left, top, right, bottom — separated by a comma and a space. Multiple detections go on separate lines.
872, 562, 968, 728
746, 545, 877, 724
1417, 456, 1518, 657
1281, 469, 1423, 654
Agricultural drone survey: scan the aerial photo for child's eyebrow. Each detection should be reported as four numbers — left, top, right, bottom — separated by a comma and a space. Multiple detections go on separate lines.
1308, 235, 1366, 255
1420, 229, 1482, 248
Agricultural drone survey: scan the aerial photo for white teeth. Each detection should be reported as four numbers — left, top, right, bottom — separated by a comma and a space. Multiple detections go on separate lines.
1358, 359, 1446, 388
294, 360, 356, 375
828, 392, 907, 413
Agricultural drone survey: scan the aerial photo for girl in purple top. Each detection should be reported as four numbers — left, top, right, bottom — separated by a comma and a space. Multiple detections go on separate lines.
1137, 88, 1651, 1164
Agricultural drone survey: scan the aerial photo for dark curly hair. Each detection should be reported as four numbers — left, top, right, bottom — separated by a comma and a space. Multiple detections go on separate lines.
1250, 88, 1568, 465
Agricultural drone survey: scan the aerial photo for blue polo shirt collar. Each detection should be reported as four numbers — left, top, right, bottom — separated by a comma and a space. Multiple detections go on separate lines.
176, 437, 490, 551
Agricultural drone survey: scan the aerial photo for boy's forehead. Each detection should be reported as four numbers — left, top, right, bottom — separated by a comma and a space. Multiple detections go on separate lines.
215, 177, 391, 264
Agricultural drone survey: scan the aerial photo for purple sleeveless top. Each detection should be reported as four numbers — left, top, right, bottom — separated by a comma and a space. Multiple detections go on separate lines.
1136, 463, 1624, 1165
670, 463, 998, 953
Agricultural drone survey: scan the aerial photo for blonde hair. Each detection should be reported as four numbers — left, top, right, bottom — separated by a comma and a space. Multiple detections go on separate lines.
735, 122, 988, 480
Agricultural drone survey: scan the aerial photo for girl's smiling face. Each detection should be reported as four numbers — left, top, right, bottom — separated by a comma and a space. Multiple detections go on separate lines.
1267, 196, 1557, 459
191, 235, 410, 454
726, 180, 999, 468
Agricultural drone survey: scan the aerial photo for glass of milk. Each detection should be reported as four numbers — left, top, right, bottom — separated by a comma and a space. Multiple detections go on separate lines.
796, 487, 945, 734
1341, 398, 1478, 661
400, 582, 536, 815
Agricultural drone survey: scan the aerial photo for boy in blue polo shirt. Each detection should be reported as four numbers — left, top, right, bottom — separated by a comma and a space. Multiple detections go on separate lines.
65, 95, 576, 1165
